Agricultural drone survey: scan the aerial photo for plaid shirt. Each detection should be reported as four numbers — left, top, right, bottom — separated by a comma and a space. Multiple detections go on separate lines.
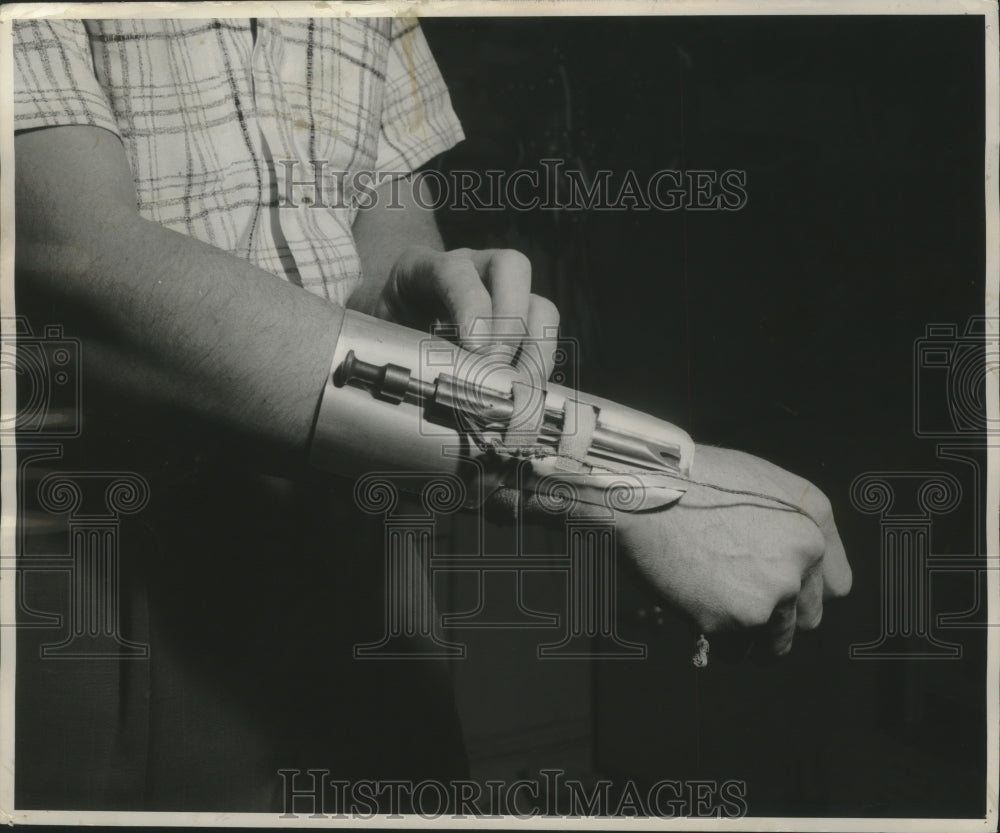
13, 17, 464, 304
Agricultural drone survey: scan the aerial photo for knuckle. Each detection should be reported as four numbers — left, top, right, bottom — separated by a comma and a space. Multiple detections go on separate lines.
731, 598, 774, 630
531, 293, 560, 324
771, 559, 807, 599
435, 249, 465, 272
798, 605, 823, 630
438, 255, 481, 288
830, 563, 853, 598
497, 248, 532, 283
804, 486, 833, 520
797, 519, 826, 563
392, 245, 428, 275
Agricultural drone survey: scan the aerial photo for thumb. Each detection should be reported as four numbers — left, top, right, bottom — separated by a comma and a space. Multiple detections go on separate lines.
821, 523, 852, 598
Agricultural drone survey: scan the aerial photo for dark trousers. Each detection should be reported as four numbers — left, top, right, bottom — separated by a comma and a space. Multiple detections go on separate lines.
16, 427, 468, 812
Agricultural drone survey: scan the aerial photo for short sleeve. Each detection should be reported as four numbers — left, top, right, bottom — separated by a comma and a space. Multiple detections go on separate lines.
12, 19, 119, 137
375, 18, 464, 174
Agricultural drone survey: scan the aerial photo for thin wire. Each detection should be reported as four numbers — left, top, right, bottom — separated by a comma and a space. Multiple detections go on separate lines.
464, 425, 822, 530
670, 475, 821, 525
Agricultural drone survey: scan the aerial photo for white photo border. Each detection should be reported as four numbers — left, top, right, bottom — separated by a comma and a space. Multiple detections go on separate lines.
0, 1, 996, 830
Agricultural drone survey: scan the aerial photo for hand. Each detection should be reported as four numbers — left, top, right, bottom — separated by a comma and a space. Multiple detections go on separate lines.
373, 246, 561, 379
614, 444, 852, 656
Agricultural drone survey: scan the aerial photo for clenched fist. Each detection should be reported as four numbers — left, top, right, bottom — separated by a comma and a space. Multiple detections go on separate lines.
615, 444, 852, 655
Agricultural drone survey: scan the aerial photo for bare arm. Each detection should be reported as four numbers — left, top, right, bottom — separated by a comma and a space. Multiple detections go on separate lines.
16, 126, 850, 652
15, 125, 341, 468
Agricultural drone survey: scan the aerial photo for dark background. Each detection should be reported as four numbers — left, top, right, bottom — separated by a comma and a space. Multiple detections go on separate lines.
423, 15, 988, 819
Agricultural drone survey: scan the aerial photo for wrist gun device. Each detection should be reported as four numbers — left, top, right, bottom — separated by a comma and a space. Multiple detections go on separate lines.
310, 310, 694, 512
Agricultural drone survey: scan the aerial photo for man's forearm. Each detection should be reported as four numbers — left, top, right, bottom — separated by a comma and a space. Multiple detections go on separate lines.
19, 212, 341, 463
16, 128, 341, 467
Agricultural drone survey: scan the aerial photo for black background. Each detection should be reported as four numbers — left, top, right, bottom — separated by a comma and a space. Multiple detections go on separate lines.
424, 15, 988, 818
